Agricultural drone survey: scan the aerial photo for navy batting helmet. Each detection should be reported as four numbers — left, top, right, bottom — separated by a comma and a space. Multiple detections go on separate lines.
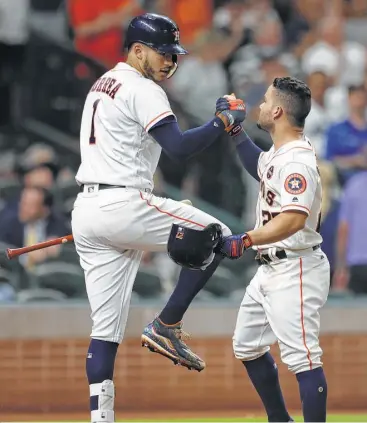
167, 223, 223, 270
125, 13, 188, 78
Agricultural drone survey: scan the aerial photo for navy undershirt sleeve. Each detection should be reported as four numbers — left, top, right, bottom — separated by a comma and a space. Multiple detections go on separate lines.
148, 115, 225, 161
233, 130, 263, 182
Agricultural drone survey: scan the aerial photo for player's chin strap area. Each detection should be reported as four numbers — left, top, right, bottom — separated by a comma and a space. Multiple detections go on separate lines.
167, 55, 178, 79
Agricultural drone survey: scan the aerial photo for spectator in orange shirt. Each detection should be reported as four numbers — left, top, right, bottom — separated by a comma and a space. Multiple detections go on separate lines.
151, 0, 213, 47
68, 0, 142, 67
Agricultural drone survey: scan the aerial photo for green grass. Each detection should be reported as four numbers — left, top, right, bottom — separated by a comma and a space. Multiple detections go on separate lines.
37, 414, 367, 423
113, 415, 367, 422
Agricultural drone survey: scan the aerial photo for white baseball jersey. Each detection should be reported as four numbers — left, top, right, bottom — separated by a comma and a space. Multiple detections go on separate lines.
254, 138, 323, 251
75, 62, 175, 190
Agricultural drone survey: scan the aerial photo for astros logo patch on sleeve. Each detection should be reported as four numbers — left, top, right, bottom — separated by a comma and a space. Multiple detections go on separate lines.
284, 173, 307, 195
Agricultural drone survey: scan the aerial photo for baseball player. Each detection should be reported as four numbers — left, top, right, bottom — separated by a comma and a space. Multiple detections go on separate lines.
71, 13, 246, 423
214, 78, 330, 422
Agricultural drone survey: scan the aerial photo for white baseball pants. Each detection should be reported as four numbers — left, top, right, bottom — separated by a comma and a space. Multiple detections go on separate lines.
71, 184, 231, 344
233, 249, 330, 374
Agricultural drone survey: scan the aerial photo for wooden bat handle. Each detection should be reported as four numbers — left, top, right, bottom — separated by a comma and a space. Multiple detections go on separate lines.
6, 234, 74, 260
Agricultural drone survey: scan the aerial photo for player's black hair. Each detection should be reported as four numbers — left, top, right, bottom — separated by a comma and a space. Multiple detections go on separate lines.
348, 84, 366, 95
41, 188, 54, 208
272, 77, 311, 128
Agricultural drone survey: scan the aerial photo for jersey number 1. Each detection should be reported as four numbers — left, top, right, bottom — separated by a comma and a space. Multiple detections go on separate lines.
89, 99, 100, 144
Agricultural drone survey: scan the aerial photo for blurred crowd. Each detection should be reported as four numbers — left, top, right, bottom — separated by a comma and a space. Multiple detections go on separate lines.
0, 0, 367, 301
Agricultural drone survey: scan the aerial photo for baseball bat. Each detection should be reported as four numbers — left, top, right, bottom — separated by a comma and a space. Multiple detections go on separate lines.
6, 234, 74, 260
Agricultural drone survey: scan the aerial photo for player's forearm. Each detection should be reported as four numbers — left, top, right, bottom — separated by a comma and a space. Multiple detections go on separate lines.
149, 118, 225, 160
247, 211, 307, 246
233, 129, 262, 181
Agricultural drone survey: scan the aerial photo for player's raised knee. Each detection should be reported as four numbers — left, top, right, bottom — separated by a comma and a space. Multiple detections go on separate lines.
220, 223, 232, 238
232, 336, 270, 361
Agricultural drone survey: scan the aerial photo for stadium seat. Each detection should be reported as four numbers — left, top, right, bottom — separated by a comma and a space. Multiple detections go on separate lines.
0, 268, 15, 285
27, 261, 85, 298
203, 266, 238, 297
0, 268, 17, 302
55, 179, 79, 203
62, 196, 76, 217
17, 288, 67, 302
0, 178, 22, 202
0, 244, 30, 290
133, 264, 162, 298
46, 243, 80, 264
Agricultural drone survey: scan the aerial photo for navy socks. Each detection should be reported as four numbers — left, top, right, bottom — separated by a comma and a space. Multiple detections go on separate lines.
243, 353, 291, 422
86, 339, 118, 422
244, 353, 327, 422
296, 367, 327, 422
159, 254, 222, 324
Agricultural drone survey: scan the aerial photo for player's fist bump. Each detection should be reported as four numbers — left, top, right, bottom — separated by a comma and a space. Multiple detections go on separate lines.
215, 94, 246, 135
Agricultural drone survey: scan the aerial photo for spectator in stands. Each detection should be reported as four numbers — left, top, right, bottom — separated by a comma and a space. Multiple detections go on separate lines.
167, 27, 242, 124
225, 2, 292, 100
0, 143, 59, 222
302, 16, 366, 87
147, 0, 213, 48
0, 0, 30, 129
165, 23, 246, 216
275, 0, 321, 50
0, 186, 69, 269
304, 71, 331, 157
67, 0, 142, 67
284, 0, 325, 61
213, 0, 250, 35
17, 143, 59, 189
344, 0, 367, 18
333, 171, 367, 294
21, 164, 56, 190
325, 85, 367, 185
245, 56, 289, 116
318, 161, 340, 276
324, 65, 367, 123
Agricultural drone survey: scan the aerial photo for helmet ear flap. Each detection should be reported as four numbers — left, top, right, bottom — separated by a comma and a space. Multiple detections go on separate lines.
205, 223, 223, 252
167, 223, 223, 270
166, 55, 178, 79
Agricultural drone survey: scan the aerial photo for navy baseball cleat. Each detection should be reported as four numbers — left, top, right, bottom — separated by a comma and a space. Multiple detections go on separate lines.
141, 318, 205, 372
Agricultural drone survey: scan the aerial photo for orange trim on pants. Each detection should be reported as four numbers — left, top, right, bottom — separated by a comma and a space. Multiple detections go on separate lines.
139, 192, 205, 228
300, 257, 313, 370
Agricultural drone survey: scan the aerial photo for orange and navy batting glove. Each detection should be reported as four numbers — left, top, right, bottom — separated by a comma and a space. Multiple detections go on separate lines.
215, 95, 246, 136
217, 233, 253, 260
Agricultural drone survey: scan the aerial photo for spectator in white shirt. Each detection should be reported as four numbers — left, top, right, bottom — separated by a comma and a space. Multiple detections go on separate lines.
302, 16, 366, 87
304, 71, 331, 157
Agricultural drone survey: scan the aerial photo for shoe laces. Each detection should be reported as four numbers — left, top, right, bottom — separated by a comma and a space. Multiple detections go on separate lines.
174, 327, 190, 341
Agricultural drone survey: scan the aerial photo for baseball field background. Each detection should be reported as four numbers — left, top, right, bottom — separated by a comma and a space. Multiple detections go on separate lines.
1, 299, 367, 422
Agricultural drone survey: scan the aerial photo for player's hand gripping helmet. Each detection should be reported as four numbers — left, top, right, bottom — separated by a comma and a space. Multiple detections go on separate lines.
125, 13, 188, 78
167, 223, 223, 270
